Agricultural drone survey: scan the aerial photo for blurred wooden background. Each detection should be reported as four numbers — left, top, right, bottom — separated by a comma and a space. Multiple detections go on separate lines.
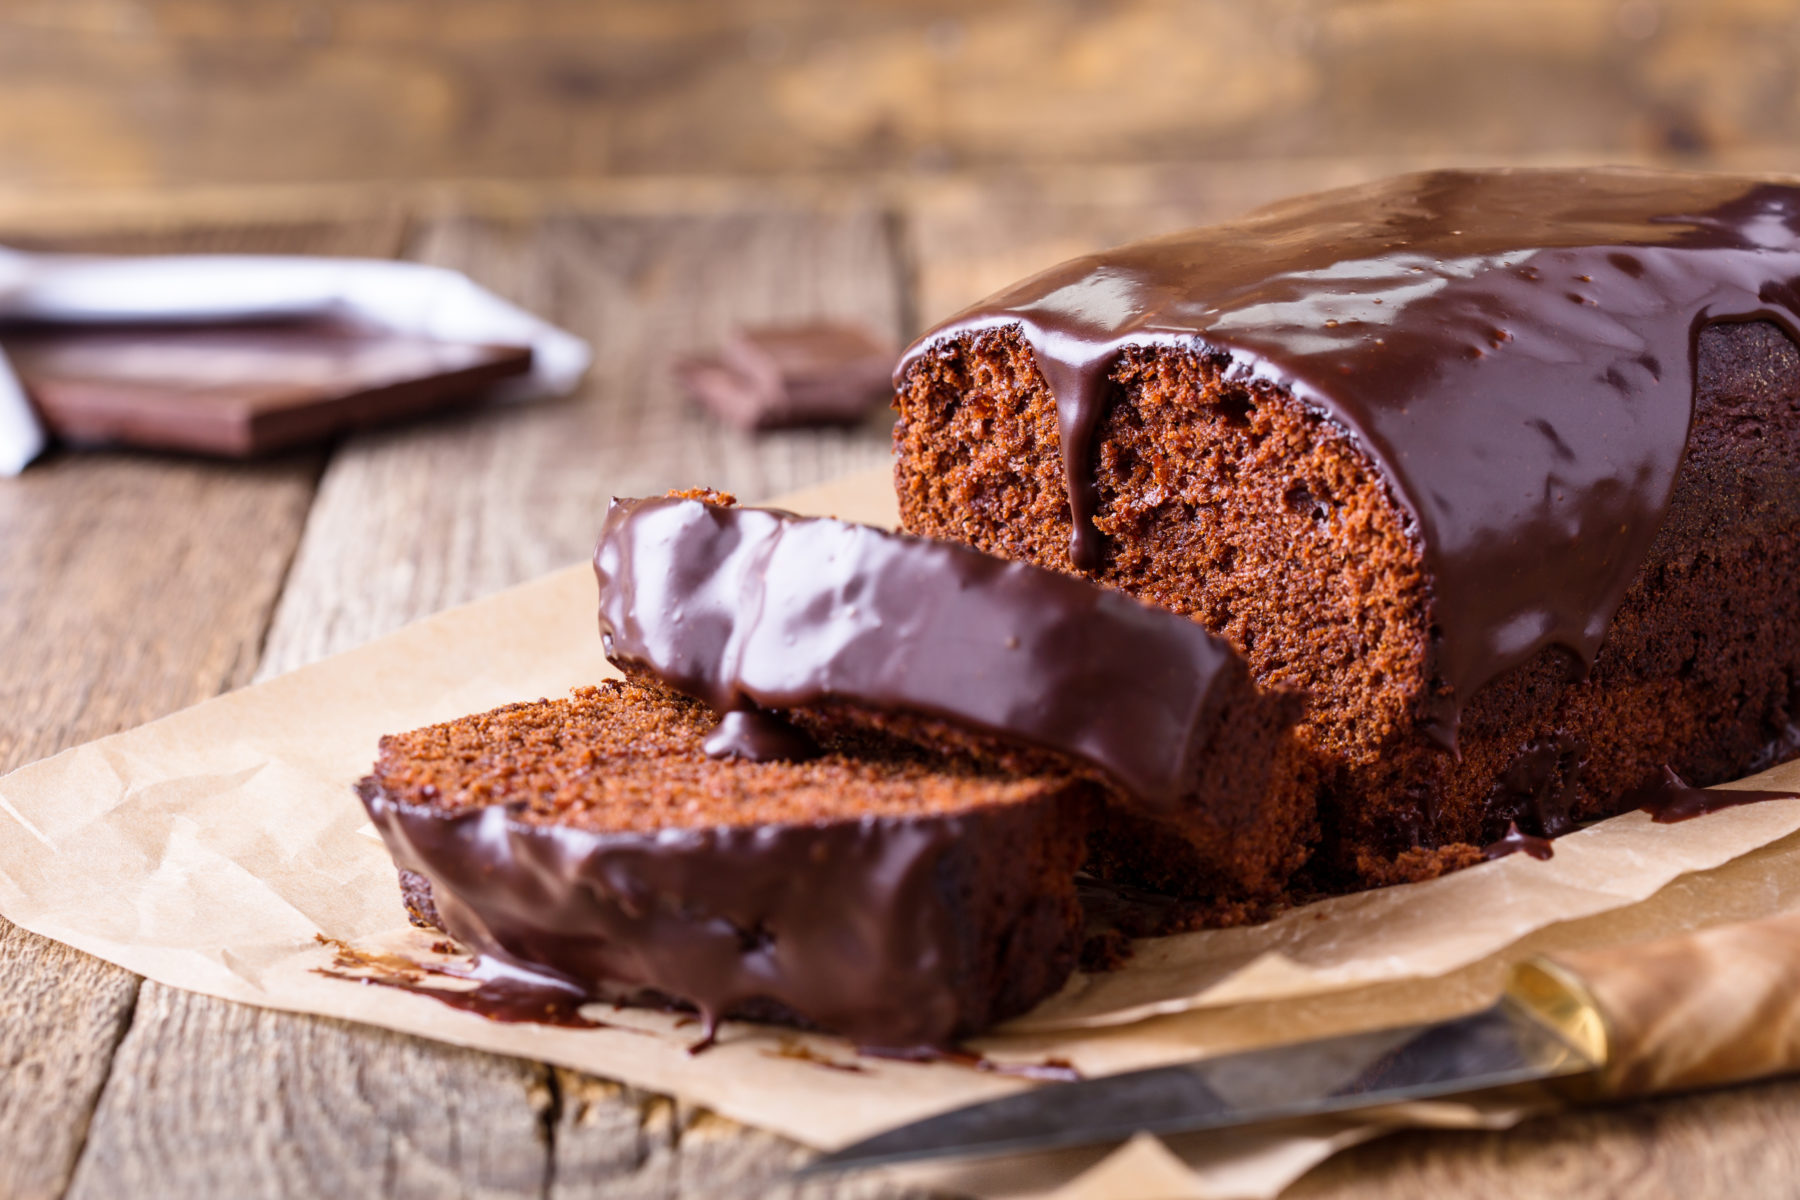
1, 0, 1797, 192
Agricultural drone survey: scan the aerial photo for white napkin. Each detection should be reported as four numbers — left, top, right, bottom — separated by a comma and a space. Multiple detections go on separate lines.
0, 248, 593, 474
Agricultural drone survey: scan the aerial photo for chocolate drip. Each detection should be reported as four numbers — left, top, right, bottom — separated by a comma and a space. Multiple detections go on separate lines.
1482, 734, 1588, 839
316, 942, 604, 1029
1630, 766, 1800, 824
594, 496, 1260, 811
898, 168, 1800, 738
1483, 822, 1555, 861
702, 709, 821, 763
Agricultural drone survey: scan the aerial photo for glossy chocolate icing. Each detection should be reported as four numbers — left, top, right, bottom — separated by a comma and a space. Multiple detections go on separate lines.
594, 495, 1260, 811
701, 708, 821, 762
1482, 821, 1555, 861
359, 774, 1039, 1050
898, 168, 1800, 737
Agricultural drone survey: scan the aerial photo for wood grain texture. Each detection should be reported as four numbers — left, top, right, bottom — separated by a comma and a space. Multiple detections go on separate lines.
0, 208, 403, 1200
0, 921, 137, 1200
68, 983, 553, 1200
1289, 1076, 1800, 1199
2, 0, 1800, 189
546, 1072, 923, 1198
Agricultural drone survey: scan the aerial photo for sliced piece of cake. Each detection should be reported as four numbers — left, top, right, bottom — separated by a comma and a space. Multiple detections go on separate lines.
594, 492, 1313, 906
358, 678, 1093, 1050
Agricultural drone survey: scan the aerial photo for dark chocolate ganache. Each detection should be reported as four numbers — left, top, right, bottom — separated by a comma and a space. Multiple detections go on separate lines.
359, 775, 1007, 1050
593, 495, 1263, 811
1629, 766, 1800, 824
898, 168, 1800, 737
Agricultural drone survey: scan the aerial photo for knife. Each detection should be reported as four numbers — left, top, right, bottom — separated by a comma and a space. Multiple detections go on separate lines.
802, 908, 1800, 1175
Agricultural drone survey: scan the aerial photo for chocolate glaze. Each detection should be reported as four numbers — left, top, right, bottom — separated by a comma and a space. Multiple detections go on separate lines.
1483, 821, 1555, 861
594, 495, 1258, 812
898, 168, 1800, 739
1481, 734, 1588, 838
359, 775, 1033, 1051
1630, 766, 1800, 824
701, 708, 821, 762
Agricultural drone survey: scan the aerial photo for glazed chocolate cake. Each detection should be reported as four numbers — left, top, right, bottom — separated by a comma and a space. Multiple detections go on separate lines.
893, 167, 1800, 885
593, 492, 1312, 903
358, 679, 1093, 1050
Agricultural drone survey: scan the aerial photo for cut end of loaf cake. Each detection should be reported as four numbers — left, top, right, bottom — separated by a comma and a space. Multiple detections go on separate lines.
359, 679, 1095, 1049
896, 318, 1800, 889
895, 328, 1431, 768
895, 326, 1442, 880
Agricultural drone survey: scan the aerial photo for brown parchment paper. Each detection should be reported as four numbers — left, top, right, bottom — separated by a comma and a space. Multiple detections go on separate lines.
6, 462, 1800, 1200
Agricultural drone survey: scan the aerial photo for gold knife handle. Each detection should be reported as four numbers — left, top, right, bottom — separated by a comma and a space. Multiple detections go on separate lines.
1506, 910, 1800, 1098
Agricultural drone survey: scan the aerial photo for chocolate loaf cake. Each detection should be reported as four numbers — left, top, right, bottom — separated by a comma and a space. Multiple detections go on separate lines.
894, 167, 1800, 884
358, 679, 1093, 1050
593, 492, 1312, 903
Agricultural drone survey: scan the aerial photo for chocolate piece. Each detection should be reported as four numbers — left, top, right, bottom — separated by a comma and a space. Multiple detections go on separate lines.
676, 322, 893, 430
10, 317, 531, 456
358, 681, 1092, 1050
897, 168, 1800, 739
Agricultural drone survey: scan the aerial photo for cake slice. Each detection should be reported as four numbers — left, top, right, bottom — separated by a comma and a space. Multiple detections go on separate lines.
893, 167, 1800, 885
357, 678, 1093, 1050
594, 492, 1313, 906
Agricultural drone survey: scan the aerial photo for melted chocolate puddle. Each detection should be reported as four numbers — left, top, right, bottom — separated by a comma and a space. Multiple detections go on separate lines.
763, 1038, 870, 1074
862, 1044, 1083, 1082
1483, 821, 1555, 861
1630, 767, 1800, 824
314, 935, 609, 1029
313, 938, 1077, 1076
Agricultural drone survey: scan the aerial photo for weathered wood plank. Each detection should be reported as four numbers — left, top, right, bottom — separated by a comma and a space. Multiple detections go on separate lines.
545, 1072, 925, 1199
0, 209, 405, 1200
68, 985, 553, 1200
1, 0, 1799, 189
1290, 1077, 1800, 1198
0, 922, 138, 1200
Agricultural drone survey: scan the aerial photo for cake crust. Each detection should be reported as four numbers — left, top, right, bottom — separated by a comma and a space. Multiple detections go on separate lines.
361, 680, 1094, 1049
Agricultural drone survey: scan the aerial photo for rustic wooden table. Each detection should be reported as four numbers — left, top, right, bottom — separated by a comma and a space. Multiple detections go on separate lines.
6, 161, 1800, 1199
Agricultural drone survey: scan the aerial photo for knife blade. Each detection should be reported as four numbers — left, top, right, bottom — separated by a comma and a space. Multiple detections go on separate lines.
801, 995, 1593, 1175
802, 908, 1800, 1177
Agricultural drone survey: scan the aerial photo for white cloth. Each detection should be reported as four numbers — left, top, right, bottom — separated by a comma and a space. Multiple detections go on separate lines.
0, 248, 593, 474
